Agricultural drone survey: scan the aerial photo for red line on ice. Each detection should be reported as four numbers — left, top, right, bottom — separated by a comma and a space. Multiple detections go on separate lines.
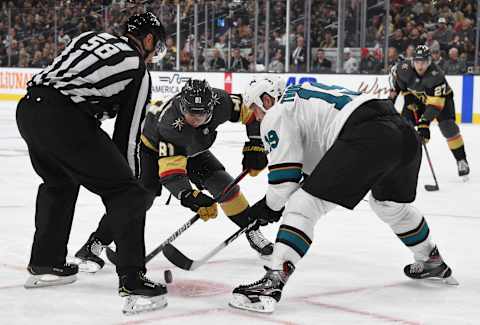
114, 307, 300, 325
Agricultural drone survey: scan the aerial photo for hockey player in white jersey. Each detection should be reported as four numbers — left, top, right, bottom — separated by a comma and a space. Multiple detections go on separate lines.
229, 77, 457, 313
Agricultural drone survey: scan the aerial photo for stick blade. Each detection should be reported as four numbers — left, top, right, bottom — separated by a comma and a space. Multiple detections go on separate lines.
163, 244, 194, 270
105, 246, 119, 265
424, 184, 439, 191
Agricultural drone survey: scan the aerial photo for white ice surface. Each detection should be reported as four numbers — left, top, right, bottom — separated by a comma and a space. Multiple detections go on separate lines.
1, 100, 479, 325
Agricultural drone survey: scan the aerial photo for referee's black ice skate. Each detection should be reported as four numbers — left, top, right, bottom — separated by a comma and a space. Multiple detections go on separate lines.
457, 159, 470, 181
404, 246, 458, 285
119, 271, 168, 315
229, 261, 295, 313
246, 228, 274, 257
25, 263, 78, 288
74, 232, 105, 273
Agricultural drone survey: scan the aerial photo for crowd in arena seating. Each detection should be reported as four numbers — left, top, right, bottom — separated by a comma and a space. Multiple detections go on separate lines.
0, 0, 477, 74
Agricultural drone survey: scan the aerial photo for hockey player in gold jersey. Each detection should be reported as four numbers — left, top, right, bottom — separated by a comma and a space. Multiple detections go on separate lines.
390, 45, 469, 179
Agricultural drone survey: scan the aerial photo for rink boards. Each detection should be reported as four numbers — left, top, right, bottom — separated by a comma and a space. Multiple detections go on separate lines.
0, 67, 478, 123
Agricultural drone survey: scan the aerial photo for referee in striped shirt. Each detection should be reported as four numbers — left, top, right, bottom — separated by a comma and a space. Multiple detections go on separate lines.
17, 12, 169, 300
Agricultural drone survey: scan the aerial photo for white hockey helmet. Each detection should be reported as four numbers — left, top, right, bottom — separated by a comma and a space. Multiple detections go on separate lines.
243, 76, 286, 112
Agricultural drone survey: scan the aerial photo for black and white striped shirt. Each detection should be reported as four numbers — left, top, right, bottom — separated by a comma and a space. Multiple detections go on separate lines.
29, 31, 151, 177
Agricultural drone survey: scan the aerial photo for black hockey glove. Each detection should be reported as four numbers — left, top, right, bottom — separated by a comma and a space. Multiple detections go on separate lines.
250, 196, 284, 226
242, 140, 268, 177
417, 118, 430, 144
179, 189, 218, 221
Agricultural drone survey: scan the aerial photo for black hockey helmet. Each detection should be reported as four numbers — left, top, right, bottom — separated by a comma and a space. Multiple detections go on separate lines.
413, 45, 431, 61
180, 79, 214, 118
125, 11, 166, 59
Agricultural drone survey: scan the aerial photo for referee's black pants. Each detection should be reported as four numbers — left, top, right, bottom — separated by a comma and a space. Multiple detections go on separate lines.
94, 143, 161, 246
16, 86, 150, 276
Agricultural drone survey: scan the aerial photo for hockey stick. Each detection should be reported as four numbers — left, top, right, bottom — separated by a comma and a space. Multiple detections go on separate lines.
422, 142, 440, 191
105, 169, 249, 265
410, 110, 439, 192
163, 220, 259, 271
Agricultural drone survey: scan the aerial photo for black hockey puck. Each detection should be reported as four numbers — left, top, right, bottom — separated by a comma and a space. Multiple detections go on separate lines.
164, 269, 173, 284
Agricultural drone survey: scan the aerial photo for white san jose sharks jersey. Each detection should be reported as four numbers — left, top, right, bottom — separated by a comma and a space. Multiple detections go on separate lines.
261, 82, 377, 210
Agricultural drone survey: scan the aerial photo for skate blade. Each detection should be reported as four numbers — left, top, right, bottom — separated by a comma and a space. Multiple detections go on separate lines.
72, 258, 102, 274
122, 294, 168, 315
417, 275, 459, 286
24, 274, 77, 289
229, 294, 276, 313
460, 175, 469, 182
439, 276, 459, 286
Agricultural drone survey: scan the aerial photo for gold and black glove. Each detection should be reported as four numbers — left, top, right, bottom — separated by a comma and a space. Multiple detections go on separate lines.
179, 189, 218, 221
417, 118, 431, 144
242, 140, 267, 176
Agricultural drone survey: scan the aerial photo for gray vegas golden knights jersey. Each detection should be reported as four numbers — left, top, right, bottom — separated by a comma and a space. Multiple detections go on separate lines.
28, 31, 152, 177
141, 88, 258, 196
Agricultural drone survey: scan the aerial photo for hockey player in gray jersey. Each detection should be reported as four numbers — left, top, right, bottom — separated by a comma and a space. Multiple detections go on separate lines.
75, 79, 274, 271
228, 77, 457, 314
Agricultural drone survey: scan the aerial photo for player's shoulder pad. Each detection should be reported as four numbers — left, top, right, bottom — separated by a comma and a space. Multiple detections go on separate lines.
395, 61, 415, 80
424, 64, 447, 87
211, 88, 229, 105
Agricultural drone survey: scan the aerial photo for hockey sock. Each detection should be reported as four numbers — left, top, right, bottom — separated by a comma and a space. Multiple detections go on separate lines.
273, 220, 313, 269
220, 192, 251, 228
270, 189, 335, 269
447, 134, 467, 161
370, 196, 435, 261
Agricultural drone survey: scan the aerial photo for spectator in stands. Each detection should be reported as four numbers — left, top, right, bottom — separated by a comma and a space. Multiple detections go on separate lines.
291, 35, 306, 72
230, 47, 249, 72
407, 28, 424, 48
359, 48, 381, 74
425, 31, 440, 52
9, 39, 19, 67
438, 3, 455, 23
268, 49, 284, 73
209, 48, 226, 71
319, 30, 336, 48
443, 47, 466, 74
0, 46, 6, 67
405, 44, 415, 60
390, 29, 406, 54
431, 48, 445, 71
30, 50, 44, 68
58, 30, 71, 46
433, 17, 452, 50
180, 48, 192, 71
386, 47, 399, 71
247, 51, 255, 72
343, 48, 358, 74
418, 2, 435, 27
18, 48, 30, 68
456, 18, 475, 45
162, 37, 177, 71
448, 34, 465, 53
311, 48, 332, 73
215, 34, 227, 50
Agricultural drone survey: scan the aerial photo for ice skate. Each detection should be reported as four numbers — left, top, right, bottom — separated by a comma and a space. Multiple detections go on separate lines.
119, 271, 168, 315
457, 159, 470, 181
404, 246, 458, 285
74, 233, 105, 273
246, 228, 273, 258
229, 261, 294, 313
25, 263, 78, 288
